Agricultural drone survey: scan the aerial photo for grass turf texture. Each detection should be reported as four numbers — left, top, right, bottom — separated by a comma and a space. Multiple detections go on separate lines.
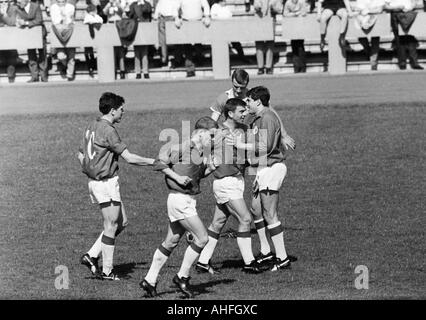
0, 82, 425, 299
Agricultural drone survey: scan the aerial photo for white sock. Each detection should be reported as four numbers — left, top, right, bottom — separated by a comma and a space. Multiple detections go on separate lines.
87, 232, 103, 258
101, 235, 115, 275
145, 246, 171, 286
237, 233, 255, 265
177, 243, 203, 279
268, 222, 288, 260
198, 230, 219, 264
254, 219, 271, 255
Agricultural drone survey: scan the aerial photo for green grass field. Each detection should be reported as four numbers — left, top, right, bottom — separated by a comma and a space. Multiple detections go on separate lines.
0, 75, 425, 300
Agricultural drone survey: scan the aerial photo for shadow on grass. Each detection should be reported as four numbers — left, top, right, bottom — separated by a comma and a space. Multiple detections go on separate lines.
218, 258, 244, 270
115, 261, 147, 279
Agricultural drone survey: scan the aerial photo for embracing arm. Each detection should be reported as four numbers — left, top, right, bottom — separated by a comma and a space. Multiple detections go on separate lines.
269, 107, 295, 150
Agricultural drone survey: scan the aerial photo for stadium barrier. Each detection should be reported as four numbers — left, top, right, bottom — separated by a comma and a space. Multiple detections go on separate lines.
48, 23, 159, 82
3, 12, 426, 81
0, 26, 43, 51
164, 18, 274, 79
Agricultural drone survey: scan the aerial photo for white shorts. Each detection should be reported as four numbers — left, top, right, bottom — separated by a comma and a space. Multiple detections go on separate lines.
167, 192, 198, 222
213, 175, 245, 205
255, 162, 287, 192
88, 176, 121, 204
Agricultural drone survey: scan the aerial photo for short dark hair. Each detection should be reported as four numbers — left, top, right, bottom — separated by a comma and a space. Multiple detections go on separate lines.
195, 116, 219, 130
231, 68, 249, 85
99, 92, 125, 114
223, 98, 246, 119
247, 86, 270, 107
86, 3, 97, 13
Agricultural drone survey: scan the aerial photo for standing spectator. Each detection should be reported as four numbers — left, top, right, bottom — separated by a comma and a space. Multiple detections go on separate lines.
83, 3, 103, 77
103, 0, 127, 79
174, 0, 211, 77
128, 0, 152, 79
386, 0, 423, 70
283, 0, 308, 73
210, 0, 248, 63
317, 0, 354, 52
0, 0, 19, 83
16, 0, 48, 82
153, 0, 179, 67
50, 0, 76, 81
253, 0, 275, 75
354, 0, 385, 71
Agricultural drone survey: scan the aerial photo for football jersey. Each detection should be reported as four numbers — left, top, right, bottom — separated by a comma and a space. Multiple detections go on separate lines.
212, 123, 247, 179
209, 88, 249, 118
154, 140, 207, 195
79, 118, 127, 180
248, 108, 286, 167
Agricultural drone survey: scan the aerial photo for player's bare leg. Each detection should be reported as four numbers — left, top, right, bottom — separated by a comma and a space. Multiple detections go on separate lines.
99, 201, 121, 279
250, 192, 272, 258
260, 190, 290, 271
142, 221, 184, 297
174, 215, 208, 298
197, 204, 229, 272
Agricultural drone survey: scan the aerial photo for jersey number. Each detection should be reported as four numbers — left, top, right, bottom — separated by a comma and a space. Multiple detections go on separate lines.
85, 130, 96, 160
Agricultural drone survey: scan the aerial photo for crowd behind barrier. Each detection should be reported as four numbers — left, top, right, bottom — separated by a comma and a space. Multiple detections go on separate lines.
0, 0, 426, 83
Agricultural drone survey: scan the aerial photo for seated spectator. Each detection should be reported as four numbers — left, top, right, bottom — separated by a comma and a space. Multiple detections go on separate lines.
317, 0, 354, 51
253, 0, 276, 75
283, 0, 308, 73
0, 0, 20, 83
83, 3, 103, 77
103, 0, 127, 79
50, 0, 76, 81
86, 0, 109, 23
210, 0, 248, 63
174, 0, 211, 77
128, 0, 152, 79
386, 0, 424, 70
353, 0, 385, 71
153, 0, 179, 67
16, 0, 48, 82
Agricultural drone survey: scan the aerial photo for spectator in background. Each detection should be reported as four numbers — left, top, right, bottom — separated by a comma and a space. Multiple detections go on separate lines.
128, 0, 152, 79
103, 0, 127, 79
0, 0, 20, 83
86, 0, 109, 23
16, 0, 48, 82
353, 0, 385, 71
174, 0, 211, 77
386, 0, 423, 70
210, 0, 249, 64
153, 0, 179, 66
253, 0, 275, 75
83, 3, 103, 77
317, 0, 354, 52
50, 0, 76, 81
283, 0, 307, 73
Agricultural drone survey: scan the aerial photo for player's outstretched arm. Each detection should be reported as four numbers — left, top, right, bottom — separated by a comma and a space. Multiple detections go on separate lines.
270, 106, 296, 150
120, 149, 155, 166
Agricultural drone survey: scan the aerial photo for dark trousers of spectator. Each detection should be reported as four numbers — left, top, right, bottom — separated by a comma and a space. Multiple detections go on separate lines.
28, 48, 48, 81
114, 46, 127, 77
231, 42, 246, 60
158, 15, 175, 65
84, 47, 96, 76
359, 37, 380, 70
1, 50, 19, 82
395, 35, 420, 69
291, 40, 306, 73
134, 45, 149, 75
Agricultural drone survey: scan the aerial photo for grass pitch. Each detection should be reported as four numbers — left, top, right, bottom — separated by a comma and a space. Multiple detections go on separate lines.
0, 78, 425, 300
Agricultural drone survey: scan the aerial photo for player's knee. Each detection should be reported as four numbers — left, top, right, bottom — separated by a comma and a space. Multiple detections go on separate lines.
238, 214, 252, 229
210, 219, 226, 233
194, 233, 209, 248
104, 221, 118, 234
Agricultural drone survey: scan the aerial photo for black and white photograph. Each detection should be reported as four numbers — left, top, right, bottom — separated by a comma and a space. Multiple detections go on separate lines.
0, 0, 424, 310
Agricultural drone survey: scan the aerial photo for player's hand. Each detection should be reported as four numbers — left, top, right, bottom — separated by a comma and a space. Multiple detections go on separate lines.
176, 175, 192, 186
282, 135, 296, 150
